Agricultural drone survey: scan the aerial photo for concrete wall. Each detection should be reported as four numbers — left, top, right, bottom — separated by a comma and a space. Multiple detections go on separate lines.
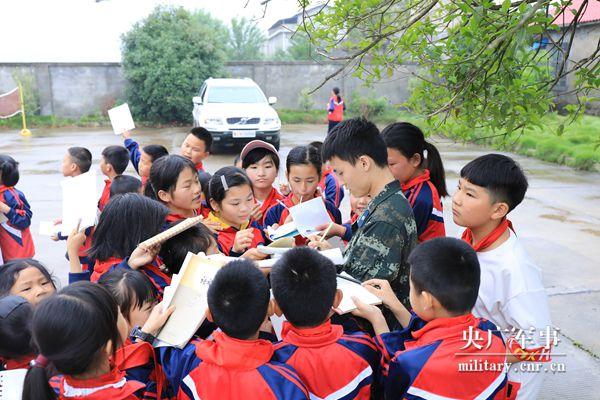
0, 61, 416, 117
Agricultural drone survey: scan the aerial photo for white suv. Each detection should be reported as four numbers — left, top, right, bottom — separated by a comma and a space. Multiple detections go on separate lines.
192, 78, 281, 151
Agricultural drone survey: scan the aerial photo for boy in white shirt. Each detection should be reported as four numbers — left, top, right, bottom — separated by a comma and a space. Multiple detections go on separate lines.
452, 154, 552, 400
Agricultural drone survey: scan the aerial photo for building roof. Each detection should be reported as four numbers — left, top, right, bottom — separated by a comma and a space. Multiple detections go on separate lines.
268, 4, 327, 31
554, 0, 600, 26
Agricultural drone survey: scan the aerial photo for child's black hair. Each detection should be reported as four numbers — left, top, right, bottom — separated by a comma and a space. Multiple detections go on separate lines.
98, 269, 157, 323
322, 117, 388, 168
270, 247, 337, 328
190, 127, 213, 152
332, 87, 341, 103
286, 145, 322, 177
460, 154, 528, 212
67, 147, 92, 173
208, 166, 253, 209
198, 170, 212, 205
0, 295, 34, 360
233, 153, 241, 166
0, 154, 19, 187
23, 282, 122, 400
142, 144, 169, 162
144, 155, 198, 201
88, 193, 168, 262
109, 175, 142, 197
381, 122, 448, 197
101, 145, 130, 174
0, 259, 56, 297
409, 237, 480, 314
159, 221, 215, 274
207, 260, 270, 340
241, 147, 280, 170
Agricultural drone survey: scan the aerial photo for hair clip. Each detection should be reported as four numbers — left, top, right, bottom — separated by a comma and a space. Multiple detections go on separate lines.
220, 175, 229, 191
423, 149, 428, 160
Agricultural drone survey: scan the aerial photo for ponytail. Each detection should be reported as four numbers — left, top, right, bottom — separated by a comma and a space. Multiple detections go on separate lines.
0, 154, 19, 186
381, 122, 448, 197
23, 362, 56, 400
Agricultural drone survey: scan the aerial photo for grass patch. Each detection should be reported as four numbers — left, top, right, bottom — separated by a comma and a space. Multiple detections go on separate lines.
0, 114, 110, 129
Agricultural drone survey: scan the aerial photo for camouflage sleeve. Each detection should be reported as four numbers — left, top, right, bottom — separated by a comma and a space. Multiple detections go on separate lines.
343, 221, 411, 305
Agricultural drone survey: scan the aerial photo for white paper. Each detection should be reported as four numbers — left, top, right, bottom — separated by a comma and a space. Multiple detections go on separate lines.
108, 103, 135, 135
39, 221, 61, 236
270, 314, 287, 340
289, 197, 332, 237
60, 170, 98, 233
336, 272, 382, 314
256, 247, 345, 269
0, 368, 27, 400
266, 221, 298, 240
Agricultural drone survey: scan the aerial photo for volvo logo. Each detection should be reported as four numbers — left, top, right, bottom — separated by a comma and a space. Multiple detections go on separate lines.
237, 118, 248, 125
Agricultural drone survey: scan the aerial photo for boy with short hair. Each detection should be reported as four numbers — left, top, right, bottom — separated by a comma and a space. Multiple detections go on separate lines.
309, 141, 344, 207
453, 154, 551, 400
122, 130, 169, 183
310, 118, 417, 307
180, 127, 212, 172
61, 146, 92, 177
145, 260, 310, 399
270, 247, 379, 400
354, 237, 507, 400
98, 145, 129, 211
109, 175, 143, 197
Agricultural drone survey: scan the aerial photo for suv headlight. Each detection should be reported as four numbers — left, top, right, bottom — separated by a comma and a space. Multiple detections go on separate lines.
203, 117, 224, 126
263, 117, 280, 127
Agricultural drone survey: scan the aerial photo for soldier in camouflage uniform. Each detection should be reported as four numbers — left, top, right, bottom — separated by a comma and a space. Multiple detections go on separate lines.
311, 117, 418, 308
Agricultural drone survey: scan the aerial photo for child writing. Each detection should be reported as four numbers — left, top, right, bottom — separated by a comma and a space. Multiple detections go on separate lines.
61, 147, 92, 178
0, 295, 35, 370
382, 122, 447, 242
145, 155, 208, 223
352, 237, 507, 399
240, 140, 283, 227
141, 260, 310, 399
453, 154, 551, 400
309, 141, 344, 208
99, 146, 130, 211
23, 282, 148, 400
180, 127, 212, 173
0, 259, 56, 305
207, 167, 267, 259
0, 154, 35, 261
122, 130, 168, 186
270, 247, 379, 399
264, 145, 342, 246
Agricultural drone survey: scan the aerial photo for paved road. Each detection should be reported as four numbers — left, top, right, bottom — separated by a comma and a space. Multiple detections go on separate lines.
1, 124, 599, 398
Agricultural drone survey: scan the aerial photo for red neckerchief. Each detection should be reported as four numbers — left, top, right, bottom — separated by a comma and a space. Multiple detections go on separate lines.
114, 341, 166, 398
0, 185, 13, 196
194, 330, 274, 370
281, 320, 343, 348
350, 211, 360, 225
253, 187, 283, 225
0, 185, 23, 208
195, 161, 204, 172
461, 218, 514, 252
166, 207, 205, 223
3, 353, 34, 370
60, 368, 144, 400
91, 256, 124, 282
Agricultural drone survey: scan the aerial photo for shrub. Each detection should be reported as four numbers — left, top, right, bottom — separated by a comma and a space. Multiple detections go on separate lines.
347, 91, 389, 119
298, 88, 314, 111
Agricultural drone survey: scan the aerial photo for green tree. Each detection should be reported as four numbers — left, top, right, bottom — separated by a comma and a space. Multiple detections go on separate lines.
227, 17, 265, 61
302, 0, 600, 138
272, 31, 324, 61
121, 6, 228, 123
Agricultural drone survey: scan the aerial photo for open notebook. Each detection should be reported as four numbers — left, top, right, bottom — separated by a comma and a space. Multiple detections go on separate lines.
0, 369, 26, 400
336, 272, 382, 314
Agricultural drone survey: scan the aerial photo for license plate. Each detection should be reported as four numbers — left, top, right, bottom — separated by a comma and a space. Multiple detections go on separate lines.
232, 130, 256, 138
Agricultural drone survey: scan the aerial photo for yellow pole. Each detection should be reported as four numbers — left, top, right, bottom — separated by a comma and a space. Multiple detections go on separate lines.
18, 83, 31, 136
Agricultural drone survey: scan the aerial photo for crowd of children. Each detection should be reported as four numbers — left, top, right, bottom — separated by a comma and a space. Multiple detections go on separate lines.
0, 117, 552, 400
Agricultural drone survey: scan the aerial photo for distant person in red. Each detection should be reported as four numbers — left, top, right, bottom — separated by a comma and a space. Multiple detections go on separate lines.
327, 87, 345, 134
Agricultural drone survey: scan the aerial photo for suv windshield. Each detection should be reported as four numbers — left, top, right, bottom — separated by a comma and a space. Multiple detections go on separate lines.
207, 86, 266, 104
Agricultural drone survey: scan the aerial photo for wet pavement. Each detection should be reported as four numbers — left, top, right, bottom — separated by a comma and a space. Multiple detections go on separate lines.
1, 124, 599, 398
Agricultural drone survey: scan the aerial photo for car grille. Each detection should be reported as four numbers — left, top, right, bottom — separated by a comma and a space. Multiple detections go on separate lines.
227, 117, 260, 125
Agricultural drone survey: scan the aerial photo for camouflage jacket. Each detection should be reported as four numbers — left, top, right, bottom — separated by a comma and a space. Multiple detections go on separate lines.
342, 180, 417, 306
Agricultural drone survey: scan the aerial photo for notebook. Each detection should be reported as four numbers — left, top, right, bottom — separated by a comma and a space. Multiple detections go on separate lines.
0, 369, 26, 400
336, 272, 382, 314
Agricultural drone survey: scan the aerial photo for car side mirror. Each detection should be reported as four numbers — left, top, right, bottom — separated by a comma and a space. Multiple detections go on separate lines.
193, 96, 203, 105
268, 96, 277, 105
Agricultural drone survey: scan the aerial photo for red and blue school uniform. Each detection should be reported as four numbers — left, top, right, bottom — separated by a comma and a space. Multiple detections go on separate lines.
375, 313, 507, 400
90, 256, 171, 299
0, 185, 35, 261
401, 169, 445, 242
98, 179, 112, 212
318, 166, 344, 208
273, 320, 379, 400
251, 187, 283, 228
157, 330, 309, 400
207, 212, 265, 256
123, 138, 149, 188
264, 193, 342, 246
50, 368, 145, 400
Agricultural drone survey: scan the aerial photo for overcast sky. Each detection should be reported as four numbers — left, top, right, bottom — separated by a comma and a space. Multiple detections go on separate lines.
0, 0, 305, 62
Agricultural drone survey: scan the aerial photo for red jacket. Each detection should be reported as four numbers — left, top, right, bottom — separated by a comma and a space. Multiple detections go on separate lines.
98, 179, 112, 212
401, 170, 445, 242
207, 212, 265, 256
251, 187, 283, 228
327, 96, 345, 122
51, 368, 145, 399
273, 321, 379, 399
0, 185, 35, 261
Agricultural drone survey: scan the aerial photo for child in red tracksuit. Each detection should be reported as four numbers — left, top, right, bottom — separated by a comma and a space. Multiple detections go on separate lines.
207, 167, 266, 260
0, 155, 34, 261
270, 247, 380, 400
180, 127, 212, 173
352, 238, 507, 400
25, 282, 147, 400
122, 130, 169, 188
140, 260, 310, 400
98, 146, 130, 211
382, 122, 448, 242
